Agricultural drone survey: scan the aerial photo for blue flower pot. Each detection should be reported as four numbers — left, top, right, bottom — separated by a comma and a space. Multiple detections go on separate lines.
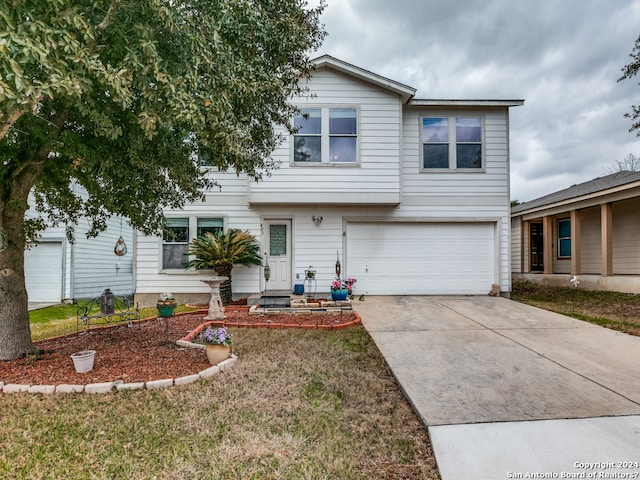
331, 289, 348, 301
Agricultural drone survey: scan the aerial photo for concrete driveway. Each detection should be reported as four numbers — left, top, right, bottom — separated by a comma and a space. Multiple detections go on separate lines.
353, 296, 640, 479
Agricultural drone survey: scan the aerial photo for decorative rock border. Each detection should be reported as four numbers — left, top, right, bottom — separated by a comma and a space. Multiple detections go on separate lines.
0, 355, 237, 395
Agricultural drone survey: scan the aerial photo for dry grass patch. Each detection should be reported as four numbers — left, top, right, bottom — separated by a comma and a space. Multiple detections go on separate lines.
0, 326, 440, 479
512, 280, 640, 336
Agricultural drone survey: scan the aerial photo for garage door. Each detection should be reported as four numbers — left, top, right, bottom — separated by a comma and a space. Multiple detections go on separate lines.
24, 242, 63, 302
346, 223, 495, 295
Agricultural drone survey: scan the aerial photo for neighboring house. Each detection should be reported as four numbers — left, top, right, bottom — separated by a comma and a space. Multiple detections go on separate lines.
134, 55, 524, 306
511, 170, 640, 293
24, 186, 134, 303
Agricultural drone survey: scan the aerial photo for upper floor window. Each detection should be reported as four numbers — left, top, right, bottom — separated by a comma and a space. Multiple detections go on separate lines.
162, 217, 224, 270
421, 117, 483, 170
557, 218, 571, 258
293, 107, 358, 164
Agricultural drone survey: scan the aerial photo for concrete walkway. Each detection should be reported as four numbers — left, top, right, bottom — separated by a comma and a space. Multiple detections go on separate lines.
353, 296, 640, 479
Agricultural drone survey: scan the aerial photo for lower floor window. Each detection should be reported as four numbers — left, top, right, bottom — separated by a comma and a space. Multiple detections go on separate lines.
162, 217, 223, 269
557, 218, 571, 258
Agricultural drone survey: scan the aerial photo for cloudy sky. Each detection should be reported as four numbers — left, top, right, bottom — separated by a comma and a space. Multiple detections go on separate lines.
308, 0, 640, 202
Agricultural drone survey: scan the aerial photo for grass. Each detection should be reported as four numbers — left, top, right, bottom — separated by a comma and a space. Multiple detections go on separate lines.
511, 280, 640, 336
0, 326, 439, 479
28, 303, 198, 341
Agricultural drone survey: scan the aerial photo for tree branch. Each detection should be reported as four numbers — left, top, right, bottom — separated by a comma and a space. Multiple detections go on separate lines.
0, 109, 28, 142
97, 0, 124, 32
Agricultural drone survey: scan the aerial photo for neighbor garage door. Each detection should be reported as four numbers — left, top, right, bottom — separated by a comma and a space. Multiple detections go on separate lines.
346, 222, 495, 295
24, 241, 63, 302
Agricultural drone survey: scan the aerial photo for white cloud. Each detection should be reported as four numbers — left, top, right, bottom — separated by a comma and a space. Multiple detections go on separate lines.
312, 0, 640, 201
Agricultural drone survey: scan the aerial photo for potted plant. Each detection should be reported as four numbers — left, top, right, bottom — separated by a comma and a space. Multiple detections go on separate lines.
331, 279, 349, 301
70, 349, 96, 373
345, 277, 357, 295
197, 326, 233, 365
305, 267, 316, 279
185, 229, 262, 305
157, 293, 177, 317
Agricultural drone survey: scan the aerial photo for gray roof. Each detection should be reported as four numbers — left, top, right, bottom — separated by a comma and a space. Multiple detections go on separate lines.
512, 170, 640, 214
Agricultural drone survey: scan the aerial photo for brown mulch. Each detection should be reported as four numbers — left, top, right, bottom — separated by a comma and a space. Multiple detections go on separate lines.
0, 308, 359, 386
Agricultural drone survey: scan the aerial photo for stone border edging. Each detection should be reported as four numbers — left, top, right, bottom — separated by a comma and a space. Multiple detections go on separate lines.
1, 309, 361, 396
0, 355, 237, 395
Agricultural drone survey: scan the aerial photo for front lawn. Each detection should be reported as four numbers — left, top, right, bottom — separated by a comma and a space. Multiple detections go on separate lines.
1, 323, 440, 479
511, 280, 640, 336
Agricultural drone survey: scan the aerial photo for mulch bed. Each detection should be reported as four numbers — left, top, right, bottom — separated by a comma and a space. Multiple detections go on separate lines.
0, 309, 359, 386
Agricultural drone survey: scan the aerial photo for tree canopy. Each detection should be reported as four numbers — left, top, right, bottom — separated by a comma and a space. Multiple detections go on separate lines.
0, 0, 325, 359
619, 32, 640, 136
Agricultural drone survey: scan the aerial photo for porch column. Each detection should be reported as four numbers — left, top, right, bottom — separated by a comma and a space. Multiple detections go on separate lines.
521, 219, 528, 273
601, 203, 613, 277
542, 215, 553, 275
570, 209, 581, 275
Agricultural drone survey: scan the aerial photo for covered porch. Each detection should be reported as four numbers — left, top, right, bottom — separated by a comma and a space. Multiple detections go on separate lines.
511, 172, 640, 294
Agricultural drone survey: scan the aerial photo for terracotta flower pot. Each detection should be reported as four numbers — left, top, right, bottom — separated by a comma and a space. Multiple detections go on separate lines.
205, 344, 231, 365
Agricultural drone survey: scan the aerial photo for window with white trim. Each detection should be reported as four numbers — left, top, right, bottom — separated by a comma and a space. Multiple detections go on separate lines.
162, 217, 224, 269
421, 116, 483, 170
293, 107, 358, 163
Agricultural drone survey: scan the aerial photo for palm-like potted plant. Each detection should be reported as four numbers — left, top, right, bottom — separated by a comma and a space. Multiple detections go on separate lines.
185, 229, 262, 305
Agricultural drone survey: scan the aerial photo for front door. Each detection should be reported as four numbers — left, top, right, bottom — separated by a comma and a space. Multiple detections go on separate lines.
530, 223, 544, 272
264, 219, 292, 292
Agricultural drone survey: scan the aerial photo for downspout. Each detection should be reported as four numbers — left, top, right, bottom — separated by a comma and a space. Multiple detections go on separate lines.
132, 227, 137, 298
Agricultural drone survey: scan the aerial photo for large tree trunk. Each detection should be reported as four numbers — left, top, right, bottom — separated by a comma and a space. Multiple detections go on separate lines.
0, 174, 37, 360
214, 264, 233, 306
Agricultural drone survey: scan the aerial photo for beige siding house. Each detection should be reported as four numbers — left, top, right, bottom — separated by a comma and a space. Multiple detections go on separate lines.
511, 170, 640, 293
135, 55, 523, 306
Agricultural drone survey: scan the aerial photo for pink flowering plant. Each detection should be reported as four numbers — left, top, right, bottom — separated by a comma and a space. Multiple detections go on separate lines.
331, 279, 347, 290
331, 277, 357, 291
197, 326, 233, 346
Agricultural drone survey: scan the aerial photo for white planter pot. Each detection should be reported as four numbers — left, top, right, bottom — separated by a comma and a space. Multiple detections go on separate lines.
71, 350, 96, 373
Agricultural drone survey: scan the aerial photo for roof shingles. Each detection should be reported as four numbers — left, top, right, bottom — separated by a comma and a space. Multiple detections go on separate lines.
512, 170, 640, 214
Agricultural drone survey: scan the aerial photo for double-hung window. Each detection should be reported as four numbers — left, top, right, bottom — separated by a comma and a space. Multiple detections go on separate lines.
162, 217, 224, 270
422, 116, 483, 170
557, 218, 571, 258
162, 218, 189, 269
293, 107, 358, 164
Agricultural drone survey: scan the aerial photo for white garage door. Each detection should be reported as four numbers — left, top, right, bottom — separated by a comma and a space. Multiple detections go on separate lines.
346, 223, 495, 295
24, 242, 63, 303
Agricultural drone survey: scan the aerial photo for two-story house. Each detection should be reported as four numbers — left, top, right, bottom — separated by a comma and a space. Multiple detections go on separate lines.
134, 55, 523, 306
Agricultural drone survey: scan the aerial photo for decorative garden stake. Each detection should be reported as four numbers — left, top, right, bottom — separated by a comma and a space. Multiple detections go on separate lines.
570, 276, 580, 312
263, 253, 270, 307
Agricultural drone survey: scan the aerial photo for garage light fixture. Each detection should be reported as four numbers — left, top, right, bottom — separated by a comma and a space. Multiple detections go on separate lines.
312, 215, 323, 225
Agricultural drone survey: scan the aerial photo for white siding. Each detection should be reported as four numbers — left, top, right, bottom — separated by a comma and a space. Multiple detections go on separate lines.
25, 188, 134, 301
71, 215, 134, 298
401, 107, 511, 293
137, 64, 515, 300
248, 69, 403, 204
